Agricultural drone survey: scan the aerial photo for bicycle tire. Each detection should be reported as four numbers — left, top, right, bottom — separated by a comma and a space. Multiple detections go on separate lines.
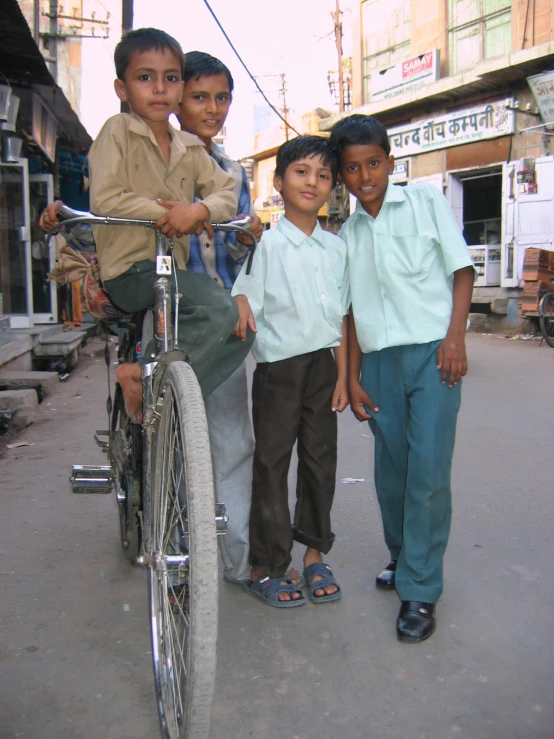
147, 361, 218, 739
539, 292, 554, 348
110, 383, 142, 561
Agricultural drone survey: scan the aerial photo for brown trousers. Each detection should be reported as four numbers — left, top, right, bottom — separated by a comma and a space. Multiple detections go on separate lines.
250, 349, 338, 577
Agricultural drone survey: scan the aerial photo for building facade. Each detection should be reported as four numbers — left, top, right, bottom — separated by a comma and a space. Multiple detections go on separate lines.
322, 0, 554, 315
0, 0, 100, 331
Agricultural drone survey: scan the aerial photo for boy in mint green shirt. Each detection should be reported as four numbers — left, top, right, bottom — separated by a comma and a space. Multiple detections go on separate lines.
331, 114, 474, 643
232, 136, 349, 608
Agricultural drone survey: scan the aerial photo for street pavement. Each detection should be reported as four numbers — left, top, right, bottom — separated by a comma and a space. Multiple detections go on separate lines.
1, 334, 553, 739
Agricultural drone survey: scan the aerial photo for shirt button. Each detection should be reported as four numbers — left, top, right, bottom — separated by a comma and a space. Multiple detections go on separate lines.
314, 266, 319, 271
321, 294, 326, 300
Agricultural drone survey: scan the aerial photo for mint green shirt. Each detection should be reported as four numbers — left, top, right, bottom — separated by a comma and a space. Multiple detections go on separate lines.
232, 217, 349, 363
340, 183, 474, 353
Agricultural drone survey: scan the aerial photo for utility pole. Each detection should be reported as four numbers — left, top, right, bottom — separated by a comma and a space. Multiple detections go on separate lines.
48, 0, 58, 80
122, 0, 133, 35
279, 72, 290, 140
333, 0, 345, 113
121, 0, 133, 112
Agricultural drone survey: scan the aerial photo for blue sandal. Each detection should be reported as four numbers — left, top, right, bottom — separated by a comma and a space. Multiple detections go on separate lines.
243, 575, 306, 608
303, 563, 342, 604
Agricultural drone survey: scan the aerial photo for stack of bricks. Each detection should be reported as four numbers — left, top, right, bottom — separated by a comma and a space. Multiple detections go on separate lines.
522, 248, 554, 312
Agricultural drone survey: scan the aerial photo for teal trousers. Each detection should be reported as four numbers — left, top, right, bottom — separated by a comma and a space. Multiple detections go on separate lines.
105, 260, 254, 397
360, 340, 461, 603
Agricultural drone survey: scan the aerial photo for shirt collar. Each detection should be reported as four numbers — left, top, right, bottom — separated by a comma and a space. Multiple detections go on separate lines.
354, 180, 406, 218
276, 216, 326, 247
127, 111, 203, 155
210, 142, 231, 166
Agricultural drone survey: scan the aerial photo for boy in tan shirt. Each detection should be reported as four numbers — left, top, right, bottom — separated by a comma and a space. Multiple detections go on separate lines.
88, 27, 253, 420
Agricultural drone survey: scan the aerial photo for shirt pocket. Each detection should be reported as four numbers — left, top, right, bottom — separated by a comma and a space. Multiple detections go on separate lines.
385, 234, 436, 280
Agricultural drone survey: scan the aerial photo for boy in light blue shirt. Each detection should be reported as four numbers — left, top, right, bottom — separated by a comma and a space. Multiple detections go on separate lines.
331, 115, 475, 642
232, 136, 349, 607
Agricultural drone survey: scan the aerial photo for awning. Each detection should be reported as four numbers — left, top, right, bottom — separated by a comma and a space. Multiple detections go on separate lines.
0, 0, 92, 152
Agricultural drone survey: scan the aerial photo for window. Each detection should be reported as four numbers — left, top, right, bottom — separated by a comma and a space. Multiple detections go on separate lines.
449, 0, 511, 75
361, 0, 411, 103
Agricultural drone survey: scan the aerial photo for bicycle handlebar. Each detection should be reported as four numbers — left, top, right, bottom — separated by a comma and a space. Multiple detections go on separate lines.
54, 205, 253, 237
48, 207, 257, 274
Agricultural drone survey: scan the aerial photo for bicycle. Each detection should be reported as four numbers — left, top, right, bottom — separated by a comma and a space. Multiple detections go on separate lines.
46, 208, 256, 739
538, 277, 554, 348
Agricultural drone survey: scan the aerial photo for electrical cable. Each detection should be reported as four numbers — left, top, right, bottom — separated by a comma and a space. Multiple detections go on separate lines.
202, 0, 301, 137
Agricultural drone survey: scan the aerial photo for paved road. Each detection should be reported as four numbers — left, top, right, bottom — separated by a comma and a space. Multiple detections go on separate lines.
1, 334, 553, 739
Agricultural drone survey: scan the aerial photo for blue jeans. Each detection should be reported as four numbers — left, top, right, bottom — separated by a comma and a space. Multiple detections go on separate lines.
204, 362, 254, 584
361, 340, 461, 603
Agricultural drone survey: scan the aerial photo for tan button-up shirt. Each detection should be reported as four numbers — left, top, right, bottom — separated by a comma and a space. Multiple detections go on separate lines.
88, 112, 237, 282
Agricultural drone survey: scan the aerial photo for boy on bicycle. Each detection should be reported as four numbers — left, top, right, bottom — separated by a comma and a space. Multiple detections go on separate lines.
232, 136, 349, 607
88, 28, 253, 421
330, 115, 474, 642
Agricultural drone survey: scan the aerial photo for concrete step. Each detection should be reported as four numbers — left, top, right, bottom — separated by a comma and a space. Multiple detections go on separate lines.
0, 388, 38, 430
0, 370, 59, 402
0, 336, 34, 370
33, 328, 87, 367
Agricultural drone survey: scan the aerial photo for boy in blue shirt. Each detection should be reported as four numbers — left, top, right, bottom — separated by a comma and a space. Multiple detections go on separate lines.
176, 51, 262, 585
331, 115, 474, 642
232, 136, 349, 607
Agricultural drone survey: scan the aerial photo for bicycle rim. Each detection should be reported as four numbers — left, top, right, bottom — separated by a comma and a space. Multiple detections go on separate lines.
539, 293, 554, 348
148, 361, 218, 739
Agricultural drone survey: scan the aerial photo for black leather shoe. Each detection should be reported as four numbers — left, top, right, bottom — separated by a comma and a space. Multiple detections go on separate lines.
396, 601, 436, 643
375, 560, 397, 590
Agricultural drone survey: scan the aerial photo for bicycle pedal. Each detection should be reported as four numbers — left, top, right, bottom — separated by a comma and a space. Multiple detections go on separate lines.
94, 430, 110, 452
70, 464, 113, 494
215, 503, 228, 535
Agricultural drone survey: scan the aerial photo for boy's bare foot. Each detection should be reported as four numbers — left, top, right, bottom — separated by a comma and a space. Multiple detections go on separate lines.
304, 548, 339, 598
249, 568, 302, 602
117, 362, 143, 424
286, 568, 303, 587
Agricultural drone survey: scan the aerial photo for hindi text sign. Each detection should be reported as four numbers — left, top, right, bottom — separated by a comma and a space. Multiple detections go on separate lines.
388, 101, 514, 158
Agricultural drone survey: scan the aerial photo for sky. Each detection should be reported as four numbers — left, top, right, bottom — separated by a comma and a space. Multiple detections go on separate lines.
80, 0, 354, 159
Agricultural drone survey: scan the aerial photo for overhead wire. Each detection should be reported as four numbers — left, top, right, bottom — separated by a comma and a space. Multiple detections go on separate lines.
201, 0, 301, 137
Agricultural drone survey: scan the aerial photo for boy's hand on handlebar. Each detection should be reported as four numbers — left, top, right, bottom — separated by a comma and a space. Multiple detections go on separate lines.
39, 200, 64, 232
233, 294, 256, 341
155, 201, 209, 238
237, 214, 263, 244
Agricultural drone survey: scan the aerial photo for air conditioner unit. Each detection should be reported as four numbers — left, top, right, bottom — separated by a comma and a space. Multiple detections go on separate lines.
32, 94, 57, 162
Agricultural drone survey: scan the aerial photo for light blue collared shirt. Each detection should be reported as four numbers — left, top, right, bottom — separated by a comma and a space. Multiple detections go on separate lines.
232, 216, 349, 363
340, 182, 474, 353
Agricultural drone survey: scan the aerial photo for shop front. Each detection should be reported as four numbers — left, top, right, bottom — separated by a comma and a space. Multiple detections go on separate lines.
382, 98, 554, 308
0, 0, 92, 332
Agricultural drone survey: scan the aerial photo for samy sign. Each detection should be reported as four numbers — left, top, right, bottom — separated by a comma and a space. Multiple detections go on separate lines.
371, 50, 440, 102
402, 53, 434, 78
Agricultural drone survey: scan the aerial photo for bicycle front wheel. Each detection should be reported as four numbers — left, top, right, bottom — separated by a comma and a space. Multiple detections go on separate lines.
147, 361, 218, 739
539, 292, 554, 348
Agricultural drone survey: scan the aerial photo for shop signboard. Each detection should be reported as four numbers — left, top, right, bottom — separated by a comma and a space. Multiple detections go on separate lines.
527, 71, 554, 126
371, 51, 439, 101
388, 100, 514, 158
390, 159, 409, 182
